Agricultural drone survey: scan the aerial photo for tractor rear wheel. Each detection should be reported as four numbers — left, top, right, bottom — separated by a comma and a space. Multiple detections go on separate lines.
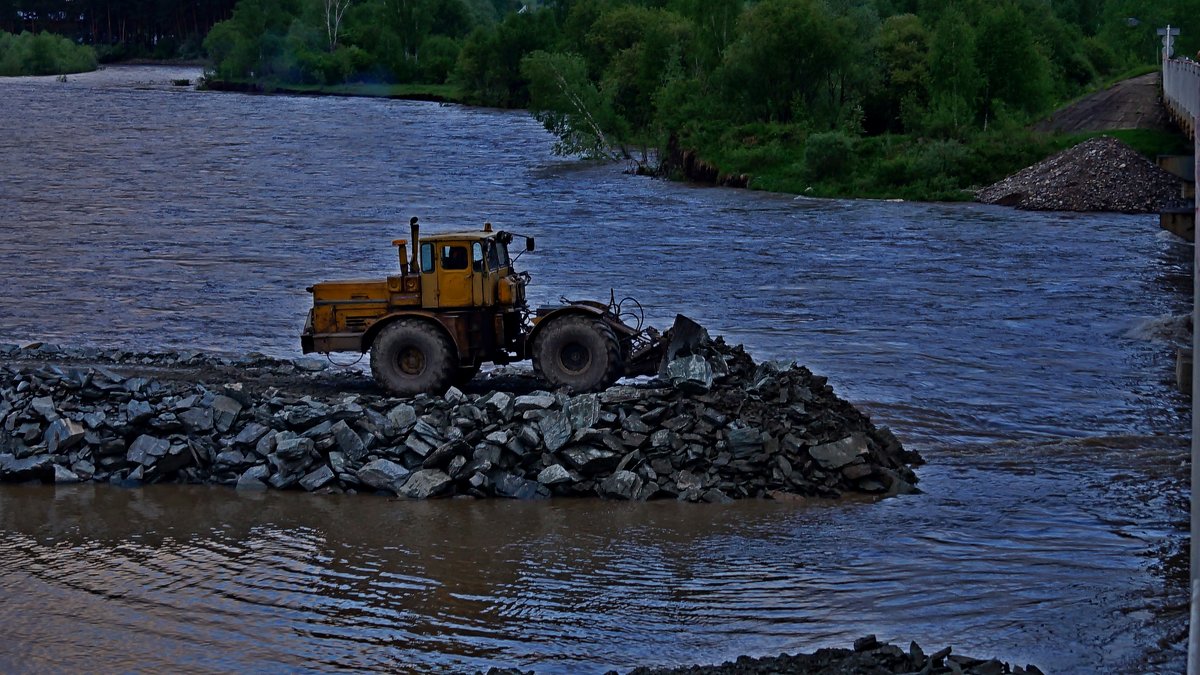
370, 319, 456, 396
532, 315, 623, 393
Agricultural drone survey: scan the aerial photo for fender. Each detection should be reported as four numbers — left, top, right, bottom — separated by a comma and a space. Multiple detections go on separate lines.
360, 310, 461, 356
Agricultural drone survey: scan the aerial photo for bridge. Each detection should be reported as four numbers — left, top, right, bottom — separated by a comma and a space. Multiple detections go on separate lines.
1158, 52, 1198, 243
1164, 56, 1200, 139
1163, 30, 1200, 675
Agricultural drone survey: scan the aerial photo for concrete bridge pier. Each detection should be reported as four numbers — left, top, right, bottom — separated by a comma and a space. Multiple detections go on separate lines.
1160, 154, 1196, 241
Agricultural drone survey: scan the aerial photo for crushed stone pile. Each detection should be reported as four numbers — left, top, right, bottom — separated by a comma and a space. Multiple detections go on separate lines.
0, 335, 921, 501
976, 136, 1184, 213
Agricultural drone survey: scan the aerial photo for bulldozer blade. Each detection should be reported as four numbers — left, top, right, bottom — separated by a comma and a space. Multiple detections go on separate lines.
662, 314, 705, 362
621, 314, 710, 378
648, 312, 710, 374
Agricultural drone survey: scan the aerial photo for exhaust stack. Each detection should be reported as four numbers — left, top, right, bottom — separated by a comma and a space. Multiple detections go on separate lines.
409, 217, 420, 272
393, 239, 409, 275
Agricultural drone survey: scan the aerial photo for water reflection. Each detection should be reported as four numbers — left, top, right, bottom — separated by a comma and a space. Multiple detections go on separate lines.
0, 430, 1187, 674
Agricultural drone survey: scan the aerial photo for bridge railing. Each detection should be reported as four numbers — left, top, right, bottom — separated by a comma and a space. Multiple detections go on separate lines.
1164, 57, 1200, 138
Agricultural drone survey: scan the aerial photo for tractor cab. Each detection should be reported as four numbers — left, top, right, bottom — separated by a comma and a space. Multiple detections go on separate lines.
395, 219, 531, 311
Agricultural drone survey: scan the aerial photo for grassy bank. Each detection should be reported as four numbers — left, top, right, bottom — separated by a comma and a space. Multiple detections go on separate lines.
200, 77, 464, 103
671, 124, 1189, 201
1062, 128, 1190, 158
0, 31, 97, 76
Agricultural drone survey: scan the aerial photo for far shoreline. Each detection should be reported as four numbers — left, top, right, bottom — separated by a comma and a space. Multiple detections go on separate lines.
199, 76, 463, 104
16, 65, 1180, 213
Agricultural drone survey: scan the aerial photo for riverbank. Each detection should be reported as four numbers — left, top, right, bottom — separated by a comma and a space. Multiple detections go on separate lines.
662, 123, 1191, 204
0, 335, 921, 501
198, 72, 1189, 207
201, 76, 464, 103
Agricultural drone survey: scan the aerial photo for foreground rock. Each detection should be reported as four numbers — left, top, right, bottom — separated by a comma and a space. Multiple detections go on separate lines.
482, 636, 1042, 674
0, 336, 921, 501
976, 135, 1184, 213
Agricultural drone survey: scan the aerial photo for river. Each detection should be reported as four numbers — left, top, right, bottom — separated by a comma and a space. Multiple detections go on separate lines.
0, 66, 1191, 673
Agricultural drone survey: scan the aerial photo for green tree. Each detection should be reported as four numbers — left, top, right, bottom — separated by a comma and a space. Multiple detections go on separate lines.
665, 0, 739, 70
716, 0, 844, 125
456, 10, 557, 106
203, 0, 303, 80
924, 6, 978, 136
521, 49, 626, 157
1050, 0, 1104, 35
418, 34, 461, 81
342, 0, 474, 82
284, 14, 370, 83
586, 6, 692, 140
1013, 0, 1096, 98
0, 30, 97, 75
25, 30, 56, 74
870, 13, 929, 133
975, 2, 1052, 121
1095, 0, 1167, 66
556, 0, 615, 62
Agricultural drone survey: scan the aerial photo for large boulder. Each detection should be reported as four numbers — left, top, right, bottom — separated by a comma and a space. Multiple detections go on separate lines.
356, 459, 410, 493
397, 469, 452, 499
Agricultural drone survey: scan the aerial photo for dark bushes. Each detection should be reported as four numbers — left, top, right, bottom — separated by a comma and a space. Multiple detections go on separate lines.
0, 31, 98, 76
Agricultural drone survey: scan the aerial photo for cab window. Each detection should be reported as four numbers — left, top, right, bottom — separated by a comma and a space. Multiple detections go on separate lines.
472, 242, 484, 272
420, 243, 434, 273
496, 242, 510, 269
487, 241, 501, 271
441, 245, 468, 270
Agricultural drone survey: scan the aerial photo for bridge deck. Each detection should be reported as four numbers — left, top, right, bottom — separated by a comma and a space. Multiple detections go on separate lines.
1164, 58, 1200, 138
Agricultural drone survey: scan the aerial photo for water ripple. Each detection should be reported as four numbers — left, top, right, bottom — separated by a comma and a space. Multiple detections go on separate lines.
0, 66, 1189, 674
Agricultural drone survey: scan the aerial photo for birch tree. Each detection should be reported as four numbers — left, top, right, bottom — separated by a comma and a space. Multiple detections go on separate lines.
521, 50, 627, 159
324, 0, 351, 50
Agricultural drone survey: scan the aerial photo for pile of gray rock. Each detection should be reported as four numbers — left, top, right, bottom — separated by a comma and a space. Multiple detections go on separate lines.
976, 135, 1184, 213
0, 337, 921, 501
486, 635, 1041, 674
0, 341, 335, 375
629, 635, 1039, 674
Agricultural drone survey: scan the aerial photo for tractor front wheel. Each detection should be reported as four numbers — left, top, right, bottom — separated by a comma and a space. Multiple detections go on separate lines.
370, 319, 456, 396
532, 315, 623, 393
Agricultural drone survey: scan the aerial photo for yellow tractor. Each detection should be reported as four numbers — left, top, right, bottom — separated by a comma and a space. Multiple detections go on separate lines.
301, 218, 669, 395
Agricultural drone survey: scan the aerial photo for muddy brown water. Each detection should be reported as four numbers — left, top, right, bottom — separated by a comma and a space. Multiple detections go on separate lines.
0, 66, 1192, 672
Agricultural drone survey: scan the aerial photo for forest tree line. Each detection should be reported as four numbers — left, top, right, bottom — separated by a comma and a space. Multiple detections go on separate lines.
0, 0, 238, 59
193, 0, 1200, 197
6, 0, 1200, 199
